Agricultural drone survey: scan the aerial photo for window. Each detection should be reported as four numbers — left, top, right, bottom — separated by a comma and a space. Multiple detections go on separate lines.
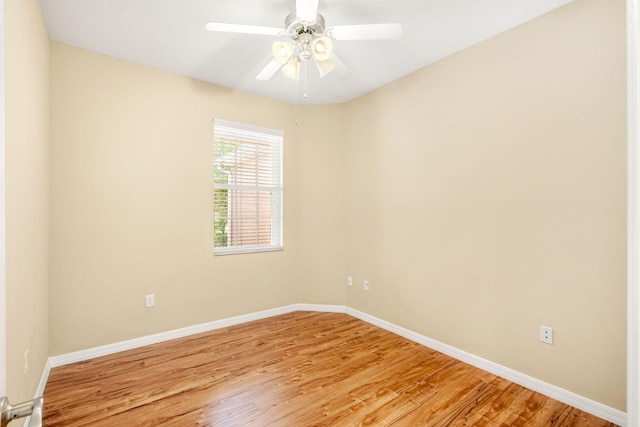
213, 119, 283, 255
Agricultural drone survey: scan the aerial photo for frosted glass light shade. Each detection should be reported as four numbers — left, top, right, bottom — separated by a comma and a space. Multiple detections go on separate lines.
282, 57, 300, 79
315, 58, 335, 77
272, 41, 295, 65
311, 37, 333, 62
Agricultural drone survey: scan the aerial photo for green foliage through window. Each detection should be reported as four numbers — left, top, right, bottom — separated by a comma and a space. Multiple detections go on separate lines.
213, 138, 237, 248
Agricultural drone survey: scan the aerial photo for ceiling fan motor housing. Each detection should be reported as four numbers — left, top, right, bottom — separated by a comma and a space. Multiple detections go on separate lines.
284, 12, 328, 62
285, 12, 326, 38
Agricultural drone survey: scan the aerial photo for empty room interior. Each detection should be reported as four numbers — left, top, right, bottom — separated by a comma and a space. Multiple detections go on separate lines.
3, 0, 634, 425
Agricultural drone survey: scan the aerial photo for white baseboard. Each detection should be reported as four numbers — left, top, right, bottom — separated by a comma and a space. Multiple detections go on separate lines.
343, 307, 627, 426
35, 358, 50, 397
23, 358, 51, 427
49, 304, 303, 368
296, 303, 347, 313
40, 303, 626, 426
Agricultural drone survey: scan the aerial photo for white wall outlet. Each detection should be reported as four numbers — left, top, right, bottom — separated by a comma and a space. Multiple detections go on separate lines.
145, 294, 155, 308
24, 349, 29, 374
347, 276, 353, 286
540, 326, 553, 344
363, 280, 369, 291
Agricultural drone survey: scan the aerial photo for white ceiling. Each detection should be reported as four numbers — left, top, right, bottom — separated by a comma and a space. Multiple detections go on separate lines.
39, 0, 575, 105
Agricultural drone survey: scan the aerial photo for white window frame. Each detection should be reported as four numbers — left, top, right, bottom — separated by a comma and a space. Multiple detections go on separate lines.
213, 119, 283, 255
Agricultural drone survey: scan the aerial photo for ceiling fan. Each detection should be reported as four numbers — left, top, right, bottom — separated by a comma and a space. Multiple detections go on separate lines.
205, 0, 402, 81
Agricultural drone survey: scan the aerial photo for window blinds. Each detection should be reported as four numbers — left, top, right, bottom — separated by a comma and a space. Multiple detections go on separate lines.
213, 119, 283, 255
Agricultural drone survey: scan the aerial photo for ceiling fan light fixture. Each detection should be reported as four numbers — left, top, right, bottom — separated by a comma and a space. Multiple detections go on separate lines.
311, 36, 333, 61
282, 57, 300, 79
315, 58, 335, 77
272, 41, 295, 65
206, 3, 402, 83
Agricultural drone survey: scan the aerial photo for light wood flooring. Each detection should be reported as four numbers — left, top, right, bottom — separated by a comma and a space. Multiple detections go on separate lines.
43, 311, 618, 426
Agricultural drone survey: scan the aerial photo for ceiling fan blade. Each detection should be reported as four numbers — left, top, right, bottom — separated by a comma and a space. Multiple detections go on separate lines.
256, 58, 283, 80
327, 23, 403, 40
296, 0, 319, 23
205, 22, 284, 36
329, 54, 350, 79
315, 58, 335, 78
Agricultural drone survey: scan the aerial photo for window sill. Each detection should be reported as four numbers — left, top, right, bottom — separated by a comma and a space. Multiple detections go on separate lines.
214, 245, 283, 256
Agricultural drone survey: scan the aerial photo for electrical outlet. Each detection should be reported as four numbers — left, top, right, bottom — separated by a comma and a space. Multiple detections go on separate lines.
145, 294, 155, 308
24, 349, 29, 374
363, 280, 369, 291
540, 326, 553, 344
347, 276, 353, 286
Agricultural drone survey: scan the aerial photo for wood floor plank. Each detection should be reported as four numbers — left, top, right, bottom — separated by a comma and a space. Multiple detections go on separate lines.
42, 311, 619, 426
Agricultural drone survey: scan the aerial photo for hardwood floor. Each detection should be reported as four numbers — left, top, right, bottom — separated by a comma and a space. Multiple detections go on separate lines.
43, 311, 618, 426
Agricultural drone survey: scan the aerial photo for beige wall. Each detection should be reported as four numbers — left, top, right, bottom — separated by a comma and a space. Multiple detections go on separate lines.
5, 0, 50, 411
293, 105, 347, 305
344, 0, 626, 410
49, 43, 330, 354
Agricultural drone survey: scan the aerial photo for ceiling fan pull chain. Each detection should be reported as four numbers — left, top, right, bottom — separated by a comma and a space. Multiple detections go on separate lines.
294, 71, 299, 125
304, 61, 309, 99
